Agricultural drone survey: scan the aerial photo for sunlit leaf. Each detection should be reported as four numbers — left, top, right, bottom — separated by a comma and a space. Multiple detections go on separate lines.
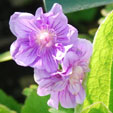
0, 104, 16, 113
82, 11, 113, 113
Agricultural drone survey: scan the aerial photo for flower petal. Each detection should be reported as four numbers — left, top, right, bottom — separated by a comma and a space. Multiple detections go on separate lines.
9, 12, 37, 38
42, 50, 58, 73
68, 25, 78, 44
68, 83, 80, 95
10, 38, 39, 67
52, 79, 67, 92
62, 51, 78, 72
35, 7, 43, 18
37, 86, 50, 96
59, 89, 76, 108
34, 68, 50, 82
73, 38, 93, 62
49, 3, 63, 15
47, 92, 59, 109
76, 85, 86, 104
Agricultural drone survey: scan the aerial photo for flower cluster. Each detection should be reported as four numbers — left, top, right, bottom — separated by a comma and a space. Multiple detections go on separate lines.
9, 3, 92, 109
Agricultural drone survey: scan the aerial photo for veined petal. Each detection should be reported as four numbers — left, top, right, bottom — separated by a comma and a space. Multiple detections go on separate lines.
49, 3, 63, 15
42, 50, 58, 73
35, 7, 43, 18
34, 68, 50, 82
52, 79, 67, 92
55, 44, 72, 61
59, 89, 76, 108
9, 12, 37, 38
62, 51, 78, 72
37, 86, 51, 96
10, 38, 39, 67
68, 83, 80, 95
47, 92, 59, 109
73, 38, 93, 61
76, 85, 86, 104
48, 11, 68, 36
68, 24, 78, 44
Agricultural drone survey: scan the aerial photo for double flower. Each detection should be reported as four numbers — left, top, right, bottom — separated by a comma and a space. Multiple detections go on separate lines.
9, 3, 92, 109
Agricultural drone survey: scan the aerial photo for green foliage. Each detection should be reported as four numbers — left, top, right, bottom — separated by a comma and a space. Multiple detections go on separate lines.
81, 102, 111, 113
44, 0, 113, 13
21, 85, 50, 113
0, 104, 16, 113
0, 51, 12, 63
0, 90, 22, 113
82, 11, 113, 113
49, 106, 73, 113
66, 8, 97, 23
98, 3, 113, 24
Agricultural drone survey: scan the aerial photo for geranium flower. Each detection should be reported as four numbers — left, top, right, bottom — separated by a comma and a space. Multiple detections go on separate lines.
9, 3, 78, 72
34, 39, 92, 109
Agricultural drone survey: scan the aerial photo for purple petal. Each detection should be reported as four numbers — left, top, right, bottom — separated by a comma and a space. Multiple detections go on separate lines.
68, 83, 80, 95
10, 38, 39, 67
59, 89, 76, 108
52, 79, 67, 92
34, 69, 50, 82
55, 44, 72, 61
62, 51, 78, 72
76, 85, 86, 104
73, 38, 93, 62
68, 25, 78, 44
42, 50, 58, 73
35, 7, 43, 18
49, 3, 63, 15
37, 86, 50, 96
47, 92, 59, 109
9, 12, 37, 38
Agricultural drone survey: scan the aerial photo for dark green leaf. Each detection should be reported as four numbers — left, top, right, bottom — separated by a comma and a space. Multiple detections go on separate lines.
0, 90, 22, 113
44, 0, 113, 13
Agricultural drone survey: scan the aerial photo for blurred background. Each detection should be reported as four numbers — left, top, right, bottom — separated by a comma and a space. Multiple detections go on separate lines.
0, 0, 112, 104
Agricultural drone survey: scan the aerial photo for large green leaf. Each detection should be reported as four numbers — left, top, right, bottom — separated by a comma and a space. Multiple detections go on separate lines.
0, 90, 22, 113
21, 85, 50, 113
44, 0, 113, 13
0, 104, 16, 113
81, 102, 111, 113
82, 11, 113, 112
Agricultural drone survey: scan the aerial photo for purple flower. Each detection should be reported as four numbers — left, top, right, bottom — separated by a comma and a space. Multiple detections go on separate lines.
9, 3, 78, 73
34, 39, 92, 109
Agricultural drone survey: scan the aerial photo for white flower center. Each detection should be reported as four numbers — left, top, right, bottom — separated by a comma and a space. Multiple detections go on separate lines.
36, 30, 56, 48
69, 66, 84, 85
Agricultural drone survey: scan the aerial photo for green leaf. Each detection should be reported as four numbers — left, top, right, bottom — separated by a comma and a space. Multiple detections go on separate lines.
44, 0, 113, 13
21, 85, 50, 113
49, 105, 74, 113
49, 108, 73, 113
81, 102, 111, 113
82, 11, 113, 112
0, 51, 12, 62
0, 90, 22, 113
0, 104, 16, 113
22, 85, 37, 97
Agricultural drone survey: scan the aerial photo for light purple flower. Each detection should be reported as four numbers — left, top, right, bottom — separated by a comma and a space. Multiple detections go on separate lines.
9, 3, 78, 73
34, 38, 92, 109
